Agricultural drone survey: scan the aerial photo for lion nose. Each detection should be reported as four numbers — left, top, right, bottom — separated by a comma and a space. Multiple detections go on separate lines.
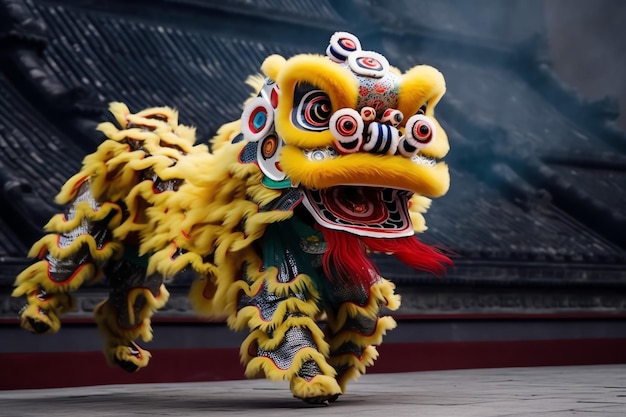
360, 108, 404, 155
363, 122, 401, 155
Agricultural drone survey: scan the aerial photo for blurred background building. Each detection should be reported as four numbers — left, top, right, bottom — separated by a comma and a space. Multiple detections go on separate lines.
1, 0, 625, 389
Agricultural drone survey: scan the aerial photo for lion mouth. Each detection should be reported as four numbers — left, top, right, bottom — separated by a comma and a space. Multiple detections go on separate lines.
301, 185, 414, 238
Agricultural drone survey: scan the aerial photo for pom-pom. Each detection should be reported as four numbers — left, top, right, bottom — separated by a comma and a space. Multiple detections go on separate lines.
404, 114, 436, 149
363, 122, 399, 155
326, 32, 361, 63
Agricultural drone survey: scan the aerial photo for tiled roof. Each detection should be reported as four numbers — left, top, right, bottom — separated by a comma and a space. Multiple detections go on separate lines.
0, 72, 83, 260
24, 0, 318, 138
421, 168, 624, 264
197, 0, 345, 24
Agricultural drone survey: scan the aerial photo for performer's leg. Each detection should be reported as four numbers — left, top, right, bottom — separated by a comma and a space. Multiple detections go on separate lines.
94, 256, 169, 372
17, 286, 76, 334
235, 253, 342, 404
13, 180, 120, 334
324, 277, 401, 393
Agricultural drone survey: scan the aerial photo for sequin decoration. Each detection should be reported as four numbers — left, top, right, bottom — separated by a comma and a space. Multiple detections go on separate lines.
257, 326, 318, 370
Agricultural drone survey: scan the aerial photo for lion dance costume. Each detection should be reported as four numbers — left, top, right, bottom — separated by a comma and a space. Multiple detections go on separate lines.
13, 32, 451, 404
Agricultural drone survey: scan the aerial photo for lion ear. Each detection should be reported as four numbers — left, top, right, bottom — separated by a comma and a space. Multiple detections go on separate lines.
261, 54, 286, 81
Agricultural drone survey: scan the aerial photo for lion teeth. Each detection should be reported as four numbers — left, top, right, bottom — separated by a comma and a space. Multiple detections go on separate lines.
303, 147, 338, 161
411, 154, 436, 167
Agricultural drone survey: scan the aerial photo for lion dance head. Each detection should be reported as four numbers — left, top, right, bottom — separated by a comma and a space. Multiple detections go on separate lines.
236, 32, 452, 286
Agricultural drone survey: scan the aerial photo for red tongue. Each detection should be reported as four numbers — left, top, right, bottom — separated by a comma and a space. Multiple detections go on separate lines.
321, 187, 387, 224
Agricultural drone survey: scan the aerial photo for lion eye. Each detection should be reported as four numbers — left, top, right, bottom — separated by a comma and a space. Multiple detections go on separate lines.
291, 83, 332, 131
304, 93, 332, 127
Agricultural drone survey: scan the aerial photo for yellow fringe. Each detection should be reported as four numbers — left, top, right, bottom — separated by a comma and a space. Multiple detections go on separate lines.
146, 246, 212, 278
13, 260, 100, 296
15, 288, 77, 334
290, 374, 343, 400
187, 274, 229, 320
124, 285, 170, 339
93, 285, 169, 345
409, 195, 432, 233
226, 267, 322, 331
243, 347, 336, 381
331, 345, 379, 392
328, 316, 397, 351
105, 344, 151, 370
28, 234, 123, 263
230, 295, 321, 332
241, 315, 330, 355
264, 271, 320, 299
326, 279, 401, 334
18, 304, 62, 334
107, 102, 130, 128
54, 173, 90, 204
44, 201, 123, 233
25, 289, 76, 314
330, 344, 379, 374
183, 246, 263, 318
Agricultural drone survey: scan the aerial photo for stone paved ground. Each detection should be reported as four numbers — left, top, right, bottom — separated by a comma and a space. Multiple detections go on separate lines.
1, 365, 625, 417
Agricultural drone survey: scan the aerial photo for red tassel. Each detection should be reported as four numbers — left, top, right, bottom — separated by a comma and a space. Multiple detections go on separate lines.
318, 227, 380, 287
318, 227, 453, 286
362, 235, 453, 277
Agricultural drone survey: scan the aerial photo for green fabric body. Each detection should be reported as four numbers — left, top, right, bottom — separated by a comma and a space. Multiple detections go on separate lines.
263, 216, 337, 304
